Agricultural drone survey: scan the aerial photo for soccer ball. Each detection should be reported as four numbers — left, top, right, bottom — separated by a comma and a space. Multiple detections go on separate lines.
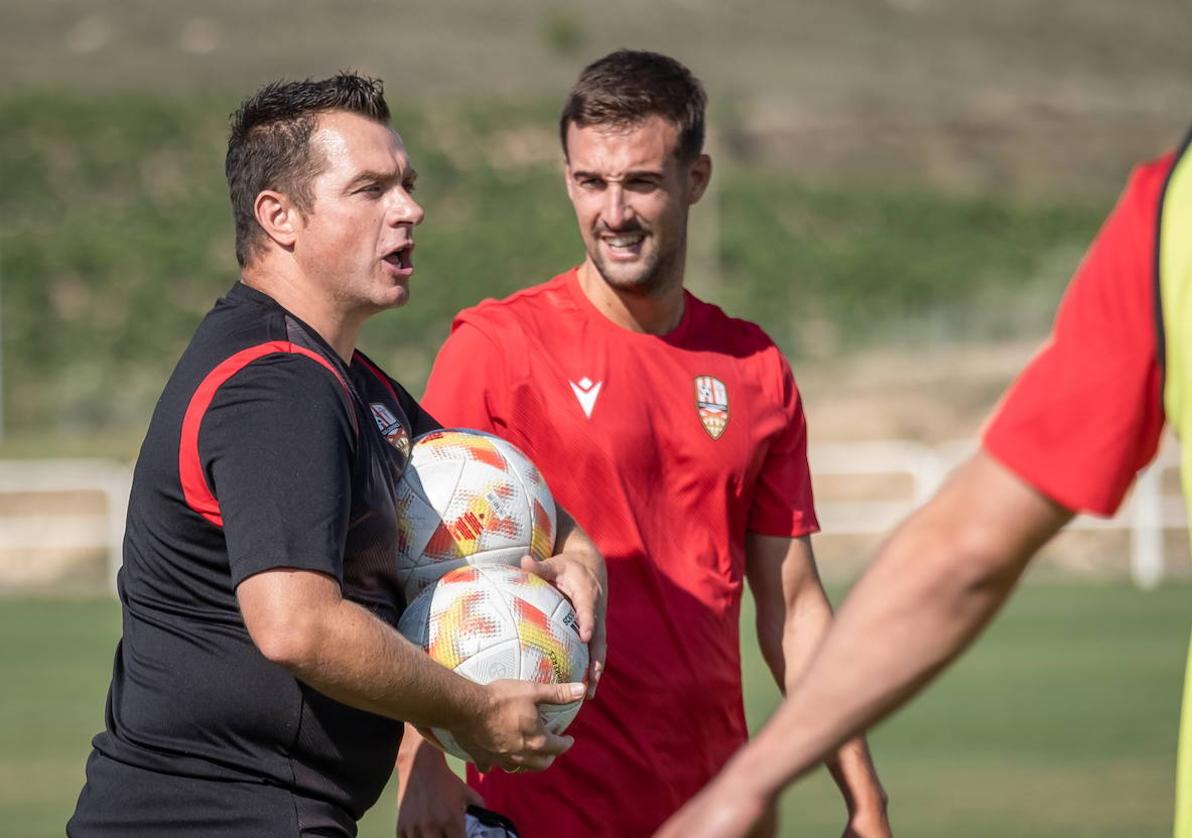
398, 563, 589, 762
395, 429, 557, 601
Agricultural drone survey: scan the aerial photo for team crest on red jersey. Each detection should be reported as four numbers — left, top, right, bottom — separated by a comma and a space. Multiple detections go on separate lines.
370, 402, 411, 457
694, 376, 729, 439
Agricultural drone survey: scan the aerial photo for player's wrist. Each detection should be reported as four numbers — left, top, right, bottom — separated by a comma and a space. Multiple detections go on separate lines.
422, 671, 490, 736
848, 781, 886, 810
845, 786, 890, 818
845, 796, 892, 837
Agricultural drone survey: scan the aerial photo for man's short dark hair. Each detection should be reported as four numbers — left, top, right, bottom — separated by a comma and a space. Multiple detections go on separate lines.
559, 50, 707, 164
226, 72, 391, 268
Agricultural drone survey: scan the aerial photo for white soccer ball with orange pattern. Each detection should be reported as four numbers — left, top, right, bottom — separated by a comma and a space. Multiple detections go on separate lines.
397, 564, 589, 762
395, 429, 557, 601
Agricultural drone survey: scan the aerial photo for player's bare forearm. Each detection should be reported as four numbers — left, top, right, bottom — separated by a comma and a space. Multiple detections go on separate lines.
745, 533, 818, 688
802, 643, 888, 820
239, 569, 584, 773
238, 569, 486, 730
732, 454, 1068, 808
824, 738, 888, 831
395, 724, 483, 837
747, 533, 887, 822
657, 455, 1069, 838
395, 722, 433, 775
526, 503, 607, 695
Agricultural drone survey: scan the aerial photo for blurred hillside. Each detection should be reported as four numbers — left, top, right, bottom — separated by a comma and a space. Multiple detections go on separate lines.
1, 0, 1190, 450
4, 0, 1189, 193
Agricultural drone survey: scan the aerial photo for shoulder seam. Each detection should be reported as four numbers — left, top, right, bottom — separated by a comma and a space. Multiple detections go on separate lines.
179, 342, 358, 528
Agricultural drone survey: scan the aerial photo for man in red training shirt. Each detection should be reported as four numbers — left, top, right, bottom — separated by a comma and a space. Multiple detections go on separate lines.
396, 49, 891, 838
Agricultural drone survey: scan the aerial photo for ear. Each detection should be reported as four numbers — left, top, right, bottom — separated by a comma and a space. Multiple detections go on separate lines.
253, 190, 302, 251
686, 154, 712, 205
563, 161, 578, 203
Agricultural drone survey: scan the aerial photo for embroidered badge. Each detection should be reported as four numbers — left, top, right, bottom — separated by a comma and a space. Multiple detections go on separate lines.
694, 376, 729, 439
370, 402, 411, 457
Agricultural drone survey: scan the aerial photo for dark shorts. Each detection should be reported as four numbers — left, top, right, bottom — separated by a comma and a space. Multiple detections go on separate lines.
67, 750, 356, 837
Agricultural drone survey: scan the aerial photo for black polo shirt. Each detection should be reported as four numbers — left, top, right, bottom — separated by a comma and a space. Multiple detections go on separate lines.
70, 282, 437, 834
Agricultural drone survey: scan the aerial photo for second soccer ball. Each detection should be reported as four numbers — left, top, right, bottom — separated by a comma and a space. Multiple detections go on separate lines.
398, 563, 589, 762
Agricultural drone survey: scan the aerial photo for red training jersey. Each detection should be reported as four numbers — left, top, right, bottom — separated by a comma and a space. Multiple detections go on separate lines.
983, 153, 1174, 513
422, 269, 818, 837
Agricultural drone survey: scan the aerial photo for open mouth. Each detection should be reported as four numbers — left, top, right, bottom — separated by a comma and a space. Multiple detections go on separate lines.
382, 242, 415, 275
600, 231, 646, 258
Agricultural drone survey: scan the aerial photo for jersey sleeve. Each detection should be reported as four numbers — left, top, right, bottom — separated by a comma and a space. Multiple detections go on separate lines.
748, 351, 821, 538
982, 159, 1169, 515
201, 354, 357, 587
422, 320, 509, 435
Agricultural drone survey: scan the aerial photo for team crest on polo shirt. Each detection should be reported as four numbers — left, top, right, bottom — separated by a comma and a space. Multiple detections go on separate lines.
370, 402, 411, 457
694, 376, 729, 439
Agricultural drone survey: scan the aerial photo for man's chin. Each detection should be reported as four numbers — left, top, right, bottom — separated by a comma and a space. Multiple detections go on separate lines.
592, 260, 660, 295
367, 285, 410, 312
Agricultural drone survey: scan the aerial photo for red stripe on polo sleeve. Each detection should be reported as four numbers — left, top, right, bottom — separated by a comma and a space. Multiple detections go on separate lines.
178, 341, 351, 527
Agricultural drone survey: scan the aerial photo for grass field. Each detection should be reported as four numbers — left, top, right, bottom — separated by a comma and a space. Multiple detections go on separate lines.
4, 582, 1187, 837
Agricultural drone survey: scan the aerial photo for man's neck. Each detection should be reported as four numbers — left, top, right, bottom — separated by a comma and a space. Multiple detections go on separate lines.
576, 261, 686, 336
241, 267, 362, 363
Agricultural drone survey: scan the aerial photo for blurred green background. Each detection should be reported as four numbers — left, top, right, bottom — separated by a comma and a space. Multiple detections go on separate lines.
3, 1, 1192, 835
0, 89, 1109, 441
4, 0, 1190, 451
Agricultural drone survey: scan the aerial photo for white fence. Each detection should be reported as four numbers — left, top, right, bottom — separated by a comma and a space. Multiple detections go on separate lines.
810, 437, 1186, 589
0, 440, 1186, 591
0, 459, 131, 592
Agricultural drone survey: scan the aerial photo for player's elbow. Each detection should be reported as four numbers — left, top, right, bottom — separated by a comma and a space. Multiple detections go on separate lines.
241, 597, 326, 669
238, 569, 342, 669
250, 618, 321, 669
914, 450, 1068, 602
932, 519, 1029, 601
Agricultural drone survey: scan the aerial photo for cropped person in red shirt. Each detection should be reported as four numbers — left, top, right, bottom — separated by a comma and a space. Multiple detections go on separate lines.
395, 49, 891, 838
657, 143, 1190, 837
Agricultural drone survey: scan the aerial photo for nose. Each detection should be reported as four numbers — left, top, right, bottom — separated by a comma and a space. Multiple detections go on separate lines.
390, 189, 425, 227
600, 184, 632, 230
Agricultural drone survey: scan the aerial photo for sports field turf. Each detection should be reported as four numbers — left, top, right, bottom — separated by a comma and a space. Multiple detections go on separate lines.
4, 581, 1187, 836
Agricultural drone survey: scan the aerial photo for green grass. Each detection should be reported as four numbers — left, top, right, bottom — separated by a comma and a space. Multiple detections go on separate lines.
5, 582, 1187, 837
0, 598, 120, 832
778, 585, 1187, 837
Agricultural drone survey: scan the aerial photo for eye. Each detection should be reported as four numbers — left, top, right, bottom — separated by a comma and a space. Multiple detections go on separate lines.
578, 177, 603, 190
357, 183, 384, 196
403, 180, 417, 195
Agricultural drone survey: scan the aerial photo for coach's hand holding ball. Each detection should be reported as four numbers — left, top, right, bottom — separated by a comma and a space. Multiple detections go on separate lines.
450, 677, 586, 774
395, 429, 597, 769
397, 564, 590, 765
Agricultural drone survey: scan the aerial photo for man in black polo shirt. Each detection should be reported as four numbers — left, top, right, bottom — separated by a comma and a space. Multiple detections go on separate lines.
68, 74, 607, 837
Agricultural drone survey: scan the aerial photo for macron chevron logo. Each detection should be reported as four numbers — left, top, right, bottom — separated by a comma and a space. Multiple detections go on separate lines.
569, 377, 603, 418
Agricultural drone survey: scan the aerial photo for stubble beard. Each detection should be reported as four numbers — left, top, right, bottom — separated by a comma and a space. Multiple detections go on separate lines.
589, 233, 684, 299
327, 261, 409, 315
